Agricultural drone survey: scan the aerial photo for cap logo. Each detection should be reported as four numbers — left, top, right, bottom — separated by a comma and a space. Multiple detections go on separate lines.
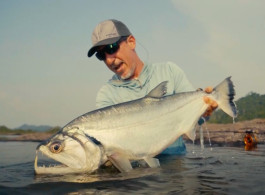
106, 33, 118, 38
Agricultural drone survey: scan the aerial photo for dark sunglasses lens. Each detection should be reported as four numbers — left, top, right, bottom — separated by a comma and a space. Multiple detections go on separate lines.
95, 41, 121, 61
96, 51, 105, 61
105, 42, 119, 54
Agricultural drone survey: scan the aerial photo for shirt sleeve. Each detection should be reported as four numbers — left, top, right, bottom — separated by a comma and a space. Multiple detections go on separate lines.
96, 85, 115, 109
167, 62, 194, 93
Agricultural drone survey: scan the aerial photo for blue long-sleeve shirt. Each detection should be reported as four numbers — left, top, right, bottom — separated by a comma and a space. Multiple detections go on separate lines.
96, 61, 194, 155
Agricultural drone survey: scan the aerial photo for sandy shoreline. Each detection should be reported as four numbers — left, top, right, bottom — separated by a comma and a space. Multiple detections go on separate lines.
2, 119, 265, 146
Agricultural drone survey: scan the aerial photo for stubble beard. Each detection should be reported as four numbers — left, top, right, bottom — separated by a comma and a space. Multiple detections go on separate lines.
120, 63, 136, 80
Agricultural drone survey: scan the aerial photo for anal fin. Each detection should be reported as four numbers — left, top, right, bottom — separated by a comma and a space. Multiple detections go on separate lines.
144, 157, 160, 168
108, 154, 132, 172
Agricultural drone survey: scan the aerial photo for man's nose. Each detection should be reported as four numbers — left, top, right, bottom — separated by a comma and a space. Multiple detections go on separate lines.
105, 53, 116, 63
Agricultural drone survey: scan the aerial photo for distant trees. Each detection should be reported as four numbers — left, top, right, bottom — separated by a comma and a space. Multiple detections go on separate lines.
0, 126, 60, 134
209, 92, 265, 123
47, 126, 61, 133
0, 125, 34, 134
0, 126, 11, 133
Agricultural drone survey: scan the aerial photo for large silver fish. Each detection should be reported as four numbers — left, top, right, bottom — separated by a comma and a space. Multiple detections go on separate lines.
34, 77, 237, 174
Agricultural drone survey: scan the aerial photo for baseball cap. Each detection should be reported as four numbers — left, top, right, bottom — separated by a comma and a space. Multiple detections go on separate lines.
87, 19, 132, 57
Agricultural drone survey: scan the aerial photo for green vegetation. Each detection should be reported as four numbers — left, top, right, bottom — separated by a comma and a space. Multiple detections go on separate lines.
47, 126, 61, 134
0, 126, 61, 135
209, 92, 265, 123
0, 126, 35, 135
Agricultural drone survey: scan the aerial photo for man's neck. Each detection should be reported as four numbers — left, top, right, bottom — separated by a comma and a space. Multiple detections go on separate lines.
129, 60, 144, 80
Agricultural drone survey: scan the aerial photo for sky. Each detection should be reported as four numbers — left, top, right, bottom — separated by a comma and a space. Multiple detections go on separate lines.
1, 0, 265, 128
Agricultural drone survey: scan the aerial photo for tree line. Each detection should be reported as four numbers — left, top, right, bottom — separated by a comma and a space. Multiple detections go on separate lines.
0, 126, 60, 134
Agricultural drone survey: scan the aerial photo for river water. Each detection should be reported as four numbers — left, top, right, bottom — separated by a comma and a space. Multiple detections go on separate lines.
0, 141, 264, 194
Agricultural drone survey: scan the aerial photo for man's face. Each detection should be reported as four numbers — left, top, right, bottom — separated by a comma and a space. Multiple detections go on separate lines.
103, 36, 137, 80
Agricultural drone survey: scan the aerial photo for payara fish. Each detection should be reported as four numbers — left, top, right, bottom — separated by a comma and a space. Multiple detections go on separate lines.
34, 77, 237, 174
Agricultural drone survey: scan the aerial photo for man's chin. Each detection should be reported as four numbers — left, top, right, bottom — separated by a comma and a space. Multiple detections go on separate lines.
120, 70, 135, 80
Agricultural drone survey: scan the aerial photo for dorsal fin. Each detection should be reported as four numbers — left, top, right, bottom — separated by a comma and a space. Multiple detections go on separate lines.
146, 81, 168, 98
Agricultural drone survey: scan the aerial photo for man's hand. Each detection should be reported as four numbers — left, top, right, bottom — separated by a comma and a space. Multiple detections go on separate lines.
203, 87, 218, 117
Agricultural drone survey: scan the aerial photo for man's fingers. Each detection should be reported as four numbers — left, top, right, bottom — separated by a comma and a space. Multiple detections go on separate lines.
203, 96, 218, 117
202, 86, 218, 118
203, 97, 218, 107
211, 101, 218, 109
204, 86, 213, 93
203, 96, 211, 104
203, 108, 213, 117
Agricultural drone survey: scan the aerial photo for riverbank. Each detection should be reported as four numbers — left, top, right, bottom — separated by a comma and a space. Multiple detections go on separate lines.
0, 132, 53, 142
185, 118, 265, 146
1, 119, 265, 145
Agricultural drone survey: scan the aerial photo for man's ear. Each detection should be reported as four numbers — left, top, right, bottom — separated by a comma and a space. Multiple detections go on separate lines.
127, 35, 136, 49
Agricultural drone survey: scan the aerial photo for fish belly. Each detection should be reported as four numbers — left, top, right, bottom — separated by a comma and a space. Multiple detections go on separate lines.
86, 95, 208, 159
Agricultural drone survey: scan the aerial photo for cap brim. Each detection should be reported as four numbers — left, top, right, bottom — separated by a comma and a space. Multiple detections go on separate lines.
87, 37, 121, 57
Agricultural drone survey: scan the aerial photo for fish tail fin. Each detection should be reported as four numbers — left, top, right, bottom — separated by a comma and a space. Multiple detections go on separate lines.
213, 77, 237, 118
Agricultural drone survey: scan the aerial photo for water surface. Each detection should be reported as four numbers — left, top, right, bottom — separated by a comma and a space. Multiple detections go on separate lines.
0, 141, 264, 194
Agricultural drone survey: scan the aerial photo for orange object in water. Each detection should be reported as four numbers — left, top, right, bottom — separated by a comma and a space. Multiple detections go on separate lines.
244, 130, 258, 150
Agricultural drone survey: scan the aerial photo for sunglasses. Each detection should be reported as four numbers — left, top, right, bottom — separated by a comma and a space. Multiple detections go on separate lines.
95, 36, 127, 61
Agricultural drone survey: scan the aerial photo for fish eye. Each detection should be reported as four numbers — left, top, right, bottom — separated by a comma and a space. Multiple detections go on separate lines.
50, 142, 63, 153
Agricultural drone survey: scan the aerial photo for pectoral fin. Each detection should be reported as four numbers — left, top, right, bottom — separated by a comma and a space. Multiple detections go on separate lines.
144, 157, 160, 168
108, 154, 132, 172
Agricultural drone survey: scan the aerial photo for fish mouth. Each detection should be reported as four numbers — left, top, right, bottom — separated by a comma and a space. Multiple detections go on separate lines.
34, 131, 104, 175
34, 132, 89, 175
34, 150, 85, 175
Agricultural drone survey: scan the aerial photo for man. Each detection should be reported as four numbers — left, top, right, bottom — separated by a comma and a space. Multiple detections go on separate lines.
88, 19, 217, 155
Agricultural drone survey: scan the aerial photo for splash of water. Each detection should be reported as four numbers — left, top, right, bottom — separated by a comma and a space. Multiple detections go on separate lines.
204, 123, 213, 151
192, 139, 196, 154
192, 122, 214, 156
199, 125, 204, 150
